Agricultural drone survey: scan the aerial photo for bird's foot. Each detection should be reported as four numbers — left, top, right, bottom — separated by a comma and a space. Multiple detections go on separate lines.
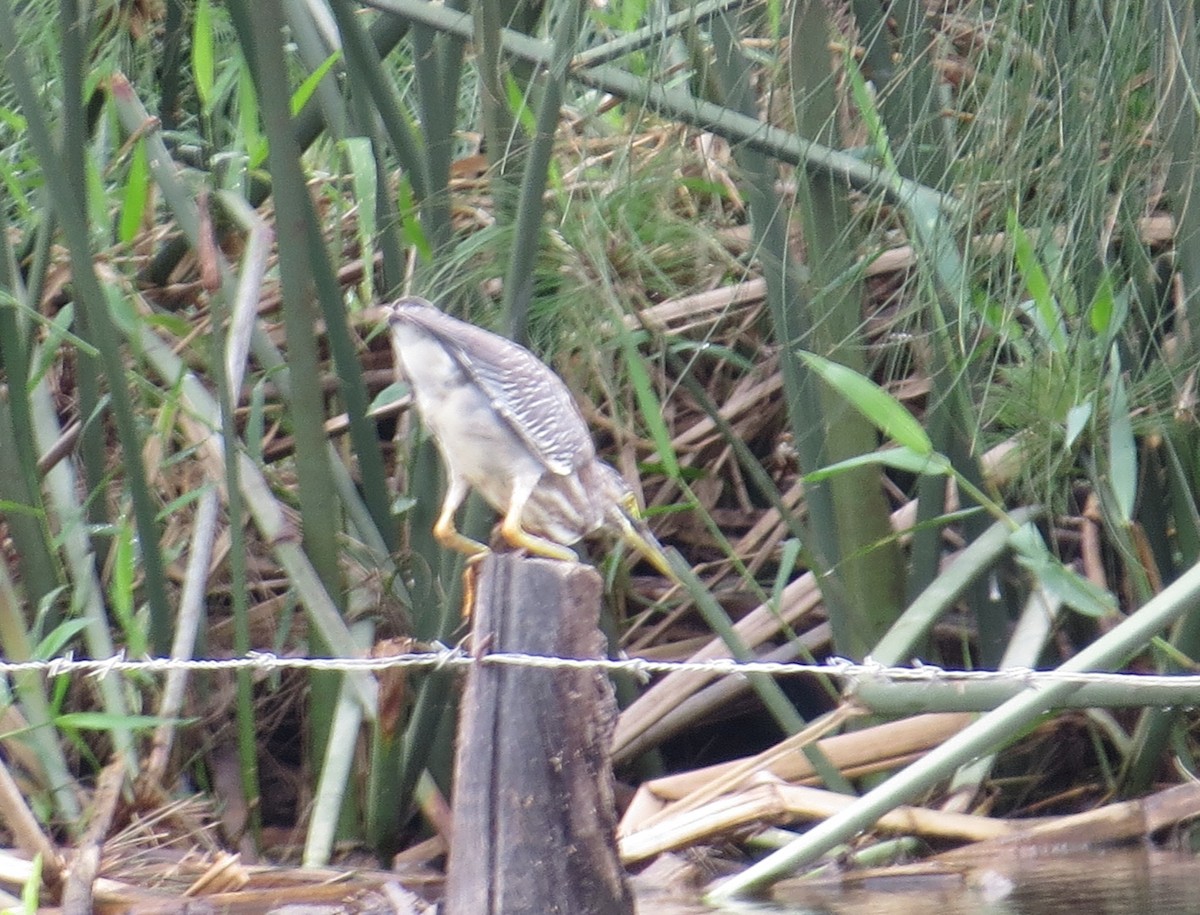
433, 514, 491, 559
498, 521, 581, 564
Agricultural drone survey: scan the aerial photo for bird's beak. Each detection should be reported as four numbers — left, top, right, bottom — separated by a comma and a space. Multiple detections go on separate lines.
615, 511, 681, 585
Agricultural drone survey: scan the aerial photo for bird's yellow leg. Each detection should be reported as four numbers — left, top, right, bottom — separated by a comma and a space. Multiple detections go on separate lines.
499, 478, 579, 563
432, 477, 490, 558
432, 477, 488, 618
500, 520, 580, 563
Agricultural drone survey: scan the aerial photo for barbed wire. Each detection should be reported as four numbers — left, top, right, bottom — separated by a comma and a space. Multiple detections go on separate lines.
0, 648, 1198, 692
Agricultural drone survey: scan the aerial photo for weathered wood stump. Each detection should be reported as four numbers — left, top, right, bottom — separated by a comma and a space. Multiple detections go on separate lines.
443, 553, 634, 915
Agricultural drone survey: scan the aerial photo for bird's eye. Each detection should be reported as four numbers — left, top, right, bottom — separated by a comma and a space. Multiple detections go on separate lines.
620, 492, 643, 520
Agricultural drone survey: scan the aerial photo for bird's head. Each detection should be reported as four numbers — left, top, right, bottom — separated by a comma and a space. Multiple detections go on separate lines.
587, 461, 679, 584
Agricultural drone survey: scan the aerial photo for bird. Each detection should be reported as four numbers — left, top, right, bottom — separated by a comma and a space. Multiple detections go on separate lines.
386, 296, 677, 583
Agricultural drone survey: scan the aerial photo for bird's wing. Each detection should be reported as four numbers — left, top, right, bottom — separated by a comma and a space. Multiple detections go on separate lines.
392, 300, 594, 475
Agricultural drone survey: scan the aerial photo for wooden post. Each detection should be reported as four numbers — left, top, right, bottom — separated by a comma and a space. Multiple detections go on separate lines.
443, 554, 634, 915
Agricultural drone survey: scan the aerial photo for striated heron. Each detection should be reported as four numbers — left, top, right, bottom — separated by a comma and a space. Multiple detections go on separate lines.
387, 297, 677, 581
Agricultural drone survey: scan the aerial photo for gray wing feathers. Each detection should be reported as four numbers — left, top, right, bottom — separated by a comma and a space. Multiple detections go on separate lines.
391, 301, 594, 475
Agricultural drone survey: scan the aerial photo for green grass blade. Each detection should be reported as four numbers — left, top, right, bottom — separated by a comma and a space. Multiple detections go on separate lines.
799, 352, 933, 455
1106, 350, 1137, 527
